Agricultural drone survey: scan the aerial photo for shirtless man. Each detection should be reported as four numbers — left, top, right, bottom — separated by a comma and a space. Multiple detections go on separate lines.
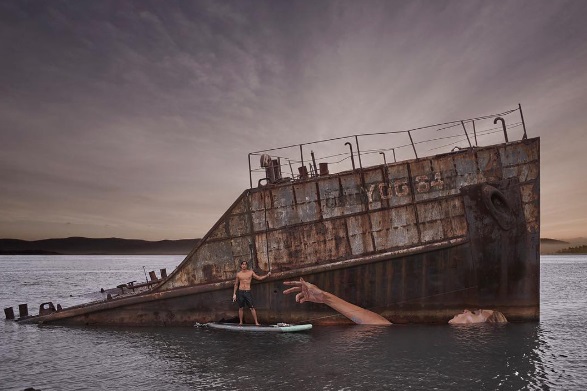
233, 261, 271, 325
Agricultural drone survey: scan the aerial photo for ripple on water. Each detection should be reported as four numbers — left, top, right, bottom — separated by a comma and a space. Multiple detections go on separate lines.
2, 256, 587, 390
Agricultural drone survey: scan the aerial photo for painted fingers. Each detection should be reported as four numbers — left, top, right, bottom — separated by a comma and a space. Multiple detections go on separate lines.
283, 278, 308, 303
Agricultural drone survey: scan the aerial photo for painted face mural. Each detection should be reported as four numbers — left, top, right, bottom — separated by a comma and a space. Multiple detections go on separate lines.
448, 309, 507, 324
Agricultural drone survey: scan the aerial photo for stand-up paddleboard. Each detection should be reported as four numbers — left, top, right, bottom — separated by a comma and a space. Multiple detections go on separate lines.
206, 322, 312, 333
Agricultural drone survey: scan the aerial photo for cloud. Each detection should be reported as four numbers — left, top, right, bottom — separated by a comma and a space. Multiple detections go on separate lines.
1, 0, 587, 239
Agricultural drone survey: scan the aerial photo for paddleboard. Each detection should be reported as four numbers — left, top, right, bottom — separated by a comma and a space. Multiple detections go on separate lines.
206, 322, 312, 333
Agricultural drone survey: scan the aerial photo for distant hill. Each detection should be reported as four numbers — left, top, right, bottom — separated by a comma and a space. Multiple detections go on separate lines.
0, 237, 200, 255
557, 245, 587, 254
540, 237, 587, 254
2, 237, 583, 256
0, 249, 61, 255
540, 238, 569, 245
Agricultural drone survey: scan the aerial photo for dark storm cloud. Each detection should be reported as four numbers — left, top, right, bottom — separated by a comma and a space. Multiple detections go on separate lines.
1, 0, 586, 239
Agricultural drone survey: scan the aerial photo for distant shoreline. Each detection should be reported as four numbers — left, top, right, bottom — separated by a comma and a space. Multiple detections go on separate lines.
540, 238, 587, 255
1, 237, 585, 255
0, 250, 61, 255
0, 237, 200, 256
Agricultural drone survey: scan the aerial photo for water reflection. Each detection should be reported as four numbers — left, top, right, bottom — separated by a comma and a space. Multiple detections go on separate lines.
3, 256, 587, 390
69, 323, 549, 390
0, 312, 572, 390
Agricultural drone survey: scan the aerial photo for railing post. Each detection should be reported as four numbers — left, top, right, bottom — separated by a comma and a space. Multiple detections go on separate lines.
355, 135, 363, 170
408, 131, 418, 159
519, 103, 528, 140
310, 151, 317, 178
380, 152, 388, 185
248, 153, 253, 188
461, 121, 472, 148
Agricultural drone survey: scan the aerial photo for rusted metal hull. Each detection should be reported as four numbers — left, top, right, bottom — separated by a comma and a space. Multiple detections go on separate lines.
19, 136, 540, 326
26, 239, 536, 326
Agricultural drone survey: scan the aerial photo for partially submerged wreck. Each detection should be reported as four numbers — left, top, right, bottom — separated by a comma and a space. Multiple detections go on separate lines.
10, 105, 539, 326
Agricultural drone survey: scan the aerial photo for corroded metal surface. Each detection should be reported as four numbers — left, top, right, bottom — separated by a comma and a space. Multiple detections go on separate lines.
157, 139, 539, 289
28, 240, 535, 326
19, 137, 540, 326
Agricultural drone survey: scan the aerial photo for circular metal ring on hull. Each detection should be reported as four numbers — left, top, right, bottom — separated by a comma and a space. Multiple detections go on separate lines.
482, 185, 514, 230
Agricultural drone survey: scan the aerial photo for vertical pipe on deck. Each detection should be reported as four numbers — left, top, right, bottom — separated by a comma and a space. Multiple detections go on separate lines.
345, 142, 355, 170
300, 145, 304, 166
494, 117, 508, 143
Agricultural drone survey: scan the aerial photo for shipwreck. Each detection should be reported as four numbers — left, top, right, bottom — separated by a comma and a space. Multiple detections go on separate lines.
7, 105, 539, 326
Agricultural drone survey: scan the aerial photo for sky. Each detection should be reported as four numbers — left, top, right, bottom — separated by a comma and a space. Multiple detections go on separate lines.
1, 0, 586, 241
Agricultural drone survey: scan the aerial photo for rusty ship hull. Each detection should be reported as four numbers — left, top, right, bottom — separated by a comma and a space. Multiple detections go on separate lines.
15, 108, 540, 326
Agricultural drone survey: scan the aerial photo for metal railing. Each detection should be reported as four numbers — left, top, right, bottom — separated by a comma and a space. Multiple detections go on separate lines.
248, 104, 528, 188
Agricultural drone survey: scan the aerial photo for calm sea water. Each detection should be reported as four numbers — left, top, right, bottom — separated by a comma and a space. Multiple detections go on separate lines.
1, 255, 586, 390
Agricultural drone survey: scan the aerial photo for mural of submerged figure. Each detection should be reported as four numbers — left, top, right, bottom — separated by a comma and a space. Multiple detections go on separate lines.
283, 278, 508, 325
448, 309, 508, 324
283, 278, 391, 325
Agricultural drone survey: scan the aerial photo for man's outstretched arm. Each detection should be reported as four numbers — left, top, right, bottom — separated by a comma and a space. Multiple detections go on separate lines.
253, 271, 272, 280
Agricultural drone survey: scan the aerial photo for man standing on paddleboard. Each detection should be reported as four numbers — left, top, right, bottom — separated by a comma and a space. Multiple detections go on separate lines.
233, 261, 271, 325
